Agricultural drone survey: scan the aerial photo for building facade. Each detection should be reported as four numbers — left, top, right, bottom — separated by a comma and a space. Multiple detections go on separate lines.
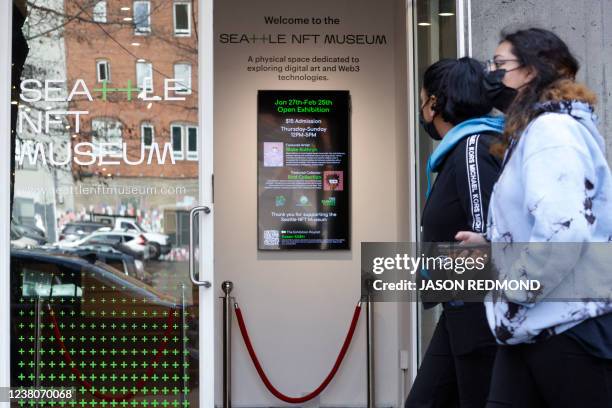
4, 1, 612, 407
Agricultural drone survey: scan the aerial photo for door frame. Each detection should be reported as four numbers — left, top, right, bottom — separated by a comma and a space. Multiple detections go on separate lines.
198, 0, 216, 406
405, 0, 420, 391
0, 1, 216, 407
407, 0, 471, 389
0, 0, 13, 400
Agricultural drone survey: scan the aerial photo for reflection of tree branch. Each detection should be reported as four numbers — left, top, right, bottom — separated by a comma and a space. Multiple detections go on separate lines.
71, 1, 199, 96
25, 11, 81, 40
147, 29, 198, 58
70, 0, 174, 35
27, 0, 197, 57
25, 0, 100, 38
148, 102, 198, 111
24, 1, 147, 42
26, 0, 167, 40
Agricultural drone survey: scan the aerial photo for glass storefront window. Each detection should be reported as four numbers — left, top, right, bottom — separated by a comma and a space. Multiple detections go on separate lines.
10, 1, 202, 405
413, 0, 458, 362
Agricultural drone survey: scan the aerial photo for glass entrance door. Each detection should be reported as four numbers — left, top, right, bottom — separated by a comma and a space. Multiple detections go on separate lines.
413, 0, 458, 363
6, 0, 214, 406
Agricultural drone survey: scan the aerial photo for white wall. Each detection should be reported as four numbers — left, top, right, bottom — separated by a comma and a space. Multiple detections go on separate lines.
214, 1, 411, 406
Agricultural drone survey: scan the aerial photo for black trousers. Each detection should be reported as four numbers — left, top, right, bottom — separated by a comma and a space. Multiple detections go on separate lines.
405, 304, 497, 408
486, 333, 612, 408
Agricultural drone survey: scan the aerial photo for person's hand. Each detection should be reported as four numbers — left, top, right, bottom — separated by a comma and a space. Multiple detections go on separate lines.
454, 231, 490, 266
455, 231, 487, 245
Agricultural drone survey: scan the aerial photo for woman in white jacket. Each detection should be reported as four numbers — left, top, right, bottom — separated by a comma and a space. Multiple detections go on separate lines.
457, 28, 612, 407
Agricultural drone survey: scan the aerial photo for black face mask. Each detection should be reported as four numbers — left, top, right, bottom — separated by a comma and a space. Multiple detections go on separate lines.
483, 69, 519, 113
419, 107, 442, 141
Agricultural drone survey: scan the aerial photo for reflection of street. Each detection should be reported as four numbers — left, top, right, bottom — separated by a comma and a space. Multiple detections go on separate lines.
146, 260, 195, 305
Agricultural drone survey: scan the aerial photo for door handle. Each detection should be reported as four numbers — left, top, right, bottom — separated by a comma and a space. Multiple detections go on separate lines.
189, 206, 212, 287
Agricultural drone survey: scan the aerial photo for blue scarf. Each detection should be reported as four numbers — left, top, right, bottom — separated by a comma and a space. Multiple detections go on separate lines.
426, 115, 505, 196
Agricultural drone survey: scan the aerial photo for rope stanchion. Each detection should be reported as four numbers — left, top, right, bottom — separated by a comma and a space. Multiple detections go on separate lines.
234, 301, 362, 404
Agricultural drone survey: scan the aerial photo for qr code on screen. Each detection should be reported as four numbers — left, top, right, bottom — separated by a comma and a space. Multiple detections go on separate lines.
263, 230, 279, 246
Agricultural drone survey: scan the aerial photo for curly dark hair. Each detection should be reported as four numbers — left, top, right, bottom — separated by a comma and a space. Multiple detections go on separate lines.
500, 28, 580, 140
422, 57, 493, 125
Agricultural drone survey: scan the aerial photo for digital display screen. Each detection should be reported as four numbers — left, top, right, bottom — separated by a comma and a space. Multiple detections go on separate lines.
258, 90, 351, 250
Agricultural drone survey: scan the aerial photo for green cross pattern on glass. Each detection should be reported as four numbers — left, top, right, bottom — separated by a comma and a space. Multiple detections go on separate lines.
14, 276, 194, 407
92, 80, 141, 102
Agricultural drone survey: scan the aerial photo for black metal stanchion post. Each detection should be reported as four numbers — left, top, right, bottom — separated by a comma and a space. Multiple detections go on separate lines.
222, 281, 233, 408
366, 280, 375, 408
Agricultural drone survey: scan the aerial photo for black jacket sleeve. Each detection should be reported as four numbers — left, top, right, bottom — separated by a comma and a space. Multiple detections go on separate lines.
453, 133, 502, 233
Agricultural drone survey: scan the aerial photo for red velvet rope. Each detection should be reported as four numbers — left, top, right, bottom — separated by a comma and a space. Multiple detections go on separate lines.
48, 304, 176, 402
234, 303, 362, 404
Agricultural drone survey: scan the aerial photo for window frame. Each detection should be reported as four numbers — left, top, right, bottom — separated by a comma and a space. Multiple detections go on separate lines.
186, 125, 198, 161
173, 62, 192, 95
133, 0, 152, 34
171, 124, 184, 160
96, 59, 110, 83
93, 1, 107, 23
120, 221, 137, 231
170, 123, 198, 161
173, 1, 192, 36
136, 61, 153, 92
141, 122, 155, 149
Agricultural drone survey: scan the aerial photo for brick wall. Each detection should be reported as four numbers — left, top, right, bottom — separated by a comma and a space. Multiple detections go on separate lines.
63, 0, 199, 179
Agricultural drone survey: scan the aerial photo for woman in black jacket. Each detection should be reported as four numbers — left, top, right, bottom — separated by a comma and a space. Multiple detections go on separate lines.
405, 57, 503, 408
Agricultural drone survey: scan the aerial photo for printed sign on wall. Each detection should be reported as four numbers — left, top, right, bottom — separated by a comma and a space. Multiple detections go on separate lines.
258, 90, 350, 250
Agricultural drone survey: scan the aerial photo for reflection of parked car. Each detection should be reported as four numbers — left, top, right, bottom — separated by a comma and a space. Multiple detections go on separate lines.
58, 221, 107, 243
56, 229, 151, 259
44, 245, 151, 284
12, 218, 47, 244
91, 214, 171, 259
10, 249, 196, 396
10, 225, 39, 248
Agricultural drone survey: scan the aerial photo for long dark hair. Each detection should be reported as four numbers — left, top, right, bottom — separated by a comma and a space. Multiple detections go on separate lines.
501, 28, 581, 139
423, 57, 493, 125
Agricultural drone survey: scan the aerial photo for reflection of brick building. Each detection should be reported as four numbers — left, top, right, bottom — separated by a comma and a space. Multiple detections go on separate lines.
63, 0, 199, 219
